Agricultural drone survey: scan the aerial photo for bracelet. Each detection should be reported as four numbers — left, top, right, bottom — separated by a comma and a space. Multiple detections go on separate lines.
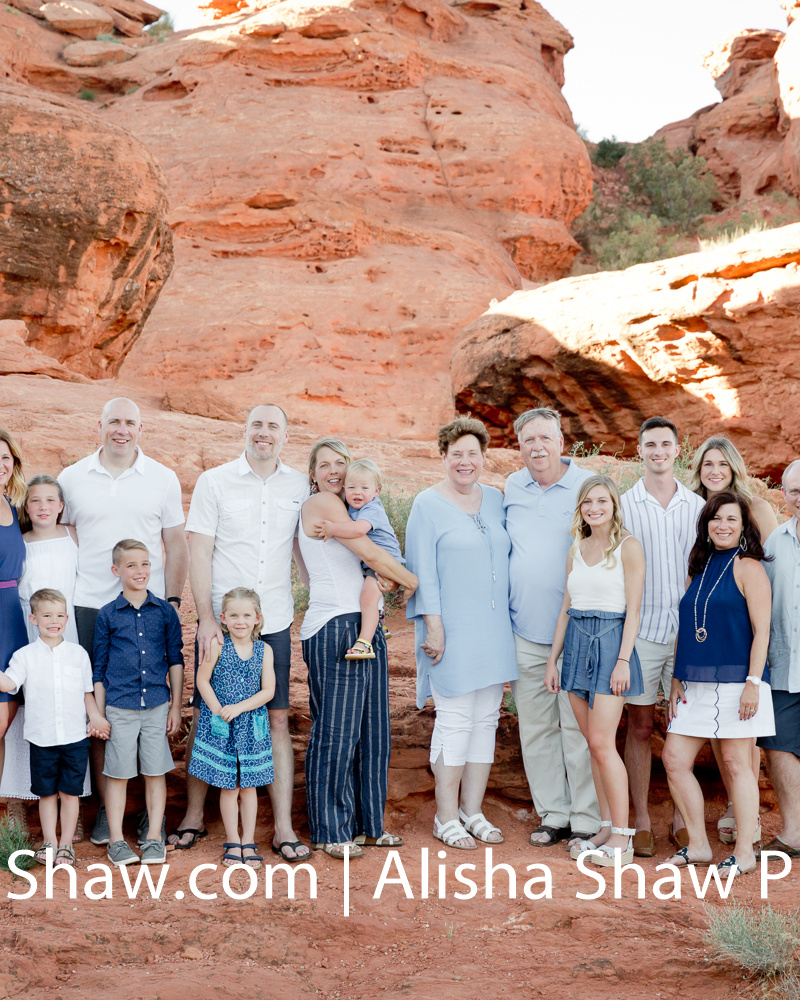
168, 596, 182, 607
617, 657, 629, 663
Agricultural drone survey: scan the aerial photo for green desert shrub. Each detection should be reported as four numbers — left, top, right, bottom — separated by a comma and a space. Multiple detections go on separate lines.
706, 902, 800, 978
592, 136, 628, 168
0, 817, 34, 873
623, 138, 718, 228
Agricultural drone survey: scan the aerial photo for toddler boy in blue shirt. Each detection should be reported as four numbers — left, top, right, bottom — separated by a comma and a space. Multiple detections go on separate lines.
93, 539, 184, 867
316, 458, 403, 660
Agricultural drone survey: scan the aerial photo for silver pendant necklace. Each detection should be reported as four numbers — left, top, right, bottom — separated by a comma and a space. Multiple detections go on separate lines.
693, 551, 738, 642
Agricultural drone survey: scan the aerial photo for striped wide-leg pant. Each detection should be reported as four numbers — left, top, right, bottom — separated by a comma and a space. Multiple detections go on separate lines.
302, 613, 390, 844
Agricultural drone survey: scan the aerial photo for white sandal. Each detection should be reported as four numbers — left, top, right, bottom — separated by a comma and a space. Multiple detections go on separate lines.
585, 826, 635, 867
569, 820, 612, 859
433, 816, 477, 850
458, 808, 503, 844
719, 810, 761, 845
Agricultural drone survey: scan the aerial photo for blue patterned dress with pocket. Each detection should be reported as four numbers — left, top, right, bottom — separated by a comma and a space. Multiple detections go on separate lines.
189, 637, 274, 789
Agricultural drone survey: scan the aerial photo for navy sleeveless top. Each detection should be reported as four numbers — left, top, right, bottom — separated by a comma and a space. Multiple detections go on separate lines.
675, 549, 769, 685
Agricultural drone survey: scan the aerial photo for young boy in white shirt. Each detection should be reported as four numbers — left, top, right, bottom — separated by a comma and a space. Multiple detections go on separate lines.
0, 589, 109, 865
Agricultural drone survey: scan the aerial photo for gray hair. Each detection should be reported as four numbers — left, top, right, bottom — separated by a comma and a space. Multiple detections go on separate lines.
514, 407, 562, 439
783, 459, 800, 488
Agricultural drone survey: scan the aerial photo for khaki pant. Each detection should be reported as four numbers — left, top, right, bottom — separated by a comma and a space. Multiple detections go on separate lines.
512, 634, 600, 831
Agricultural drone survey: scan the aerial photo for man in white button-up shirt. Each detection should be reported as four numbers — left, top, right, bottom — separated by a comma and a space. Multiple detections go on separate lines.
758, 460, 800, 854
620, 416, 704, 857
58, 398, 189, 846
169, 404, 310, 861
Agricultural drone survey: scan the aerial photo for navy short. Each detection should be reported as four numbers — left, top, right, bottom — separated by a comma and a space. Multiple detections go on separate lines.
758, 690, 800, 757
190, 626, 292, 712
29, 738, 90, 797
74, 605, 100, 662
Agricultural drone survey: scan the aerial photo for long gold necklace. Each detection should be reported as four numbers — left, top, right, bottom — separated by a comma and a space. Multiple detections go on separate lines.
693, 551, 738, 642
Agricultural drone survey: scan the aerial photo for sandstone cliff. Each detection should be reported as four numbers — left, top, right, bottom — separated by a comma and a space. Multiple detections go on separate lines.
655, 1, 800, 205
0, 82, 173, 376
451, 223, 800, 479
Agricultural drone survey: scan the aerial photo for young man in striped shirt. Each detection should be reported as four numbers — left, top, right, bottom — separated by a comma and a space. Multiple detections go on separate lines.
620, 416, 704, 857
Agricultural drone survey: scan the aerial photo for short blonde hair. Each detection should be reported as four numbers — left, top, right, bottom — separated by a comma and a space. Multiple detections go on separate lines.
307, 438, 351, 491
437, 417, 490, 456
345, 458, 382, 490
220, 587, 263, 640
688, 436, 753, 501
112, 539, 149, 565
570, 475, 625, 567
0, 429, 25, 508
29, 588, 67, 613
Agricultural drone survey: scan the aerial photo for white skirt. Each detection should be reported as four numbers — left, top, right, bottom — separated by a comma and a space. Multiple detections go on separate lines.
668, 680, 775, 739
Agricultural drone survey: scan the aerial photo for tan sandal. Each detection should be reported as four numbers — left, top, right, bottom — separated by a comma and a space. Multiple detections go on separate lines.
311, 841, 364, 859
345, 639, 375, 660
55, 844, 76, 867
73, 803, 84, 843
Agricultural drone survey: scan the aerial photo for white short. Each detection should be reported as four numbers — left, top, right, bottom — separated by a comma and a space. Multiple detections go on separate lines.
668, 681, 776, 739
626, 633, 676, 706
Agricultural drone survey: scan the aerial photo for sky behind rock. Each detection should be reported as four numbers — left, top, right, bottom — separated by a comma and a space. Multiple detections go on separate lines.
159, 0, 786, 142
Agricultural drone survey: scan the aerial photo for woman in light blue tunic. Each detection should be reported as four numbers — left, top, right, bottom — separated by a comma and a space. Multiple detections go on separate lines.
406, 417, 517, 851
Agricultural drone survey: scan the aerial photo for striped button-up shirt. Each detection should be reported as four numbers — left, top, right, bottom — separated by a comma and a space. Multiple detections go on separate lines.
620, 478, 704, 644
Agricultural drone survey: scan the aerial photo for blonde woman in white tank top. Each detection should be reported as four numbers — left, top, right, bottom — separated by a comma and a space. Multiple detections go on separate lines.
298, 439, 417, 861
544, 475, 645, 866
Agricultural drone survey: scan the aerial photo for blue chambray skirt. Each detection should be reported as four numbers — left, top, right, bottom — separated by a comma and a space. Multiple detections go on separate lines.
561, 609, 644, 707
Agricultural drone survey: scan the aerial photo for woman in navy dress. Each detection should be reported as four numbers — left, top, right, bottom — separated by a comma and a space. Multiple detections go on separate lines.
0, 430, 28, 788
663, 491, 774, 877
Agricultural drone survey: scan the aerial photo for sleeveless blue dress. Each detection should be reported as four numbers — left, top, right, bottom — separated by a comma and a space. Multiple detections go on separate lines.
189, 637, 274, 789
0, 505, 27, 703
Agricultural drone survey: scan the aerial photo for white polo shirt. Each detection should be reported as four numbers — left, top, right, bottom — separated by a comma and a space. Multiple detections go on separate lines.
59, 448, 185, 609
186, 454, 309, 632
5, 639, 94, 747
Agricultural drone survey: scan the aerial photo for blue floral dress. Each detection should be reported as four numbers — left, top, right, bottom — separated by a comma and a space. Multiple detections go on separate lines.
188, 637, 274, 789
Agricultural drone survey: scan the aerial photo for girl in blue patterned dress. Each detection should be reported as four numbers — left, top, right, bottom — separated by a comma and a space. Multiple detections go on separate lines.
189, 588, 275, 868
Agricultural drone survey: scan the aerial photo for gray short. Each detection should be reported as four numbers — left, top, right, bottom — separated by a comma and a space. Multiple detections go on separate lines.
103, 702, 174, 780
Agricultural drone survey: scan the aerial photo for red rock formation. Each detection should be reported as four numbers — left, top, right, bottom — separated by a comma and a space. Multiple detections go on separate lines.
655, 14, 800, 204
67, 0, 590, 438
451, 223, 800, 480
0, 83, 173, 377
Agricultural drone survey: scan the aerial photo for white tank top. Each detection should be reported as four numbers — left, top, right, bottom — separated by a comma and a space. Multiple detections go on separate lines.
298, 505, 365, 641
567, 535, 631, 613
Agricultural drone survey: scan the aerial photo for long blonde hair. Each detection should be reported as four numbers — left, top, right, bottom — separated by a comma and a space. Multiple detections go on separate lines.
570, 475, 625, 568
687, 436, 753, 501
0, 429, 25, 508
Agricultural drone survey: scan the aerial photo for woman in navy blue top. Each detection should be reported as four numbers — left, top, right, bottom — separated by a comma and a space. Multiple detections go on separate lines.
663, 491, 774, 877
0, 430, 28, 787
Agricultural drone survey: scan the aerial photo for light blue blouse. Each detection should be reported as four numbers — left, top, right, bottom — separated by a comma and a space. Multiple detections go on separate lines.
405, 485, 518, 710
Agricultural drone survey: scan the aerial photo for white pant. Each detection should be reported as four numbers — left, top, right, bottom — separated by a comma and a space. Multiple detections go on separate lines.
429, 679, 504, 767
512, 634, 600, 831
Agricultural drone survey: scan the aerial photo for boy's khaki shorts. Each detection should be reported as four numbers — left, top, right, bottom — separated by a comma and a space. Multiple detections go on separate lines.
103, 702, 174, 779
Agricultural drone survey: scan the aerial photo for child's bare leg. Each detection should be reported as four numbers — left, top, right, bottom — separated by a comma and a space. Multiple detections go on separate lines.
105, 777, 128, 844
38, 794, 58, 846
356, 576, 382, 644
58, 793, 79, 847
220, 787, 242, 849
143, 774, 166, 841
240, 787, 258, 863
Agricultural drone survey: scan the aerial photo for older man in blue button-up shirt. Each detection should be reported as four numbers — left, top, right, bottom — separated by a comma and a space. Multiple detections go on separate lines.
504, 407, 600, 847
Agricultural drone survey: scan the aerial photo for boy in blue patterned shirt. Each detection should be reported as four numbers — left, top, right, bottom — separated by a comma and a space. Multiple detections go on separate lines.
316, 458, 403, 661
93, 539, 184, 867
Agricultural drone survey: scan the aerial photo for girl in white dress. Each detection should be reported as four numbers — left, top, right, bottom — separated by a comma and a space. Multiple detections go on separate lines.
18, 476, 79, 643
1, 476, 88, 820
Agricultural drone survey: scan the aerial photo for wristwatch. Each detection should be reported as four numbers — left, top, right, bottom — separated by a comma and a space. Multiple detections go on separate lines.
746, 675, 762, 687
168, 596, 182, 608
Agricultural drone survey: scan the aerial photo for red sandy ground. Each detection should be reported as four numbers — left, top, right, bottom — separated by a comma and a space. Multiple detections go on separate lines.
0, 609, 791, 1000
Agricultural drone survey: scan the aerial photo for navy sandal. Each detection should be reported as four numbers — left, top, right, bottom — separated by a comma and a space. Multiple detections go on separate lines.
241, 843, 263, 869
222, 842, 242, 867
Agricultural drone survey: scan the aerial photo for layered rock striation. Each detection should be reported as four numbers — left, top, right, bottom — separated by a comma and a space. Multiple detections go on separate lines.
451, 223, 800, 479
